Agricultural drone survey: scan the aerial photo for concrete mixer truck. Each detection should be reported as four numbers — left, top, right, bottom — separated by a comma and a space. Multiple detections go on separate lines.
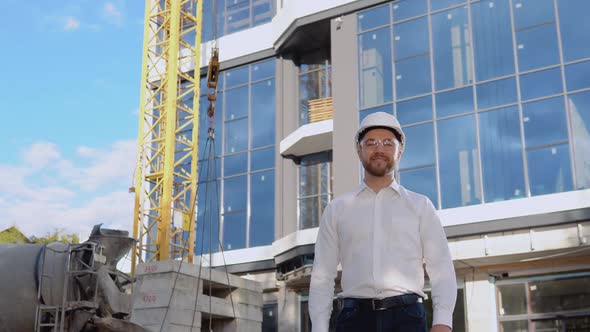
0, 224, 147, 332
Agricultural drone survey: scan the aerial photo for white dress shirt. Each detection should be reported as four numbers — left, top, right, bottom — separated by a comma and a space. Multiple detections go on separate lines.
309, 180, 457, 332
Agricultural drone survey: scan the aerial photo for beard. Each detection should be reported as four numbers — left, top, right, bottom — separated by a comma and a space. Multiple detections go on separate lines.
361, 153, 396, 177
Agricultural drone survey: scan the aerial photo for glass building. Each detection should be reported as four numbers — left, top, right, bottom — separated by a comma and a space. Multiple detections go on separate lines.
191, 0, 590, 331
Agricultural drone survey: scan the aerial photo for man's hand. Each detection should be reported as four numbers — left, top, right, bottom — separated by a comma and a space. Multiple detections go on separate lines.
431, 324, 451, 332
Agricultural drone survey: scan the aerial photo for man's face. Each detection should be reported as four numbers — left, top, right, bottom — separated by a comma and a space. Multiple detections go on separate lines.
357, 128, 402, 177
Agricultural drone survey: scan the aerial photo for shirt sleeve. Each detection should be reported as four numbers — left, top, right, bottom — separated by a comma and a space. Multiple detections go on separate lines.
419, 198, 457, 329
309, 202, 339, 332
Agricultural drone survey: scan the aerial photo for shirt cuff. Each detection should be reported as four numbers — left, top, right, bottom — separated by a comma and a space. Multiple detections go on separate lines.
433, 308, 453, 329
311, 318, 329, 332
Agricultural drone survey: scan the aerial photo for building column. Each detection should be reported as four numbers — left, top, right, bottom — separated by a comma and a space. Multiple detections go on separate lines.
331, 13, 361, 197
277, 283, 300, 332
464, 271, 499, 332
275, 56, 300, 239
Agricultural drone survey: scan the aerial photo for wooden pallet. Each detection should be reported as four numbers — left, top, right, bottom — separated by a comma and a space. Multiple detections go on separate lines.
308, 97, 333, 123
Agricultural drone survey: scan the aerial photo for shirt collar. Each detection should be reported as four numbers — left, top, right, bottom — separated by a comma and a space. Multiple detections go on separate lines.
354, 178, 401, 196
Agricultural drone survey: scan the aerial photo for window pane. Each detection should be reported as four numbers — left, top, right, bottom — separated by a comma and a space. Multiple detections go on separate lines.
251, 146, 275, 171
432, 7, 473, 90
567, 91, 590, 189
516, 24, 559, 72
436, 87, 474, 118
223, 211, 246, 250
394, 17, 429, 61
299, 195, 329, 230
523, 97, 568, 147
500, 320, 529, 332
520, 67, 563, 101
357, 4, 390, 32
399, 167, 438, 208
250, 170, 274, 247
360, 104, 393, 123
431, 0, 465, 12
299, 162, 330, 197
225, 66, 249, 88
392, 0, 427, 21
534, 318, 590, 332
224, 175, 247, 212
471, 0, 515, 81
224, 118, 248, 153
498, 284, 527, 315
438, 115, 481, 208
203, 0, 223, 41
252, 59, 275, 81
527, 144, 573, 196
300, 70, 328, 124
400, 123, 435, 169
253, 1, 272, 25
251, 79, 275, 148
479, 107, 526, 202
565, 60, 590, 92
227, 7, 250, 33
196, 180, 220, 255
513, 0, 555, 30
225, 86, 249, 120
558, 0, 590, 62
396, 55, 432, 99
530, 276, 590, 313
397, 95, 432, 125
359, 27, 393, 108
224, 152, 247, 176
476, 77, 517, 110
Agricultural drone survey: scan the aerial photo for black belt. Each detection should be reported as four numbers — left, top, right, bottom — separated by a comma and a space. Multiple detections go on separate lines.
341, 293, 423, 311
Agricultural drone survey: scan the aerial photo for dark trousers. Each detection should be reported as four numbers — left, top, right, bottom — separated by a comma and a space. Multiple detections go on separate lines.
335, 301, 428, 332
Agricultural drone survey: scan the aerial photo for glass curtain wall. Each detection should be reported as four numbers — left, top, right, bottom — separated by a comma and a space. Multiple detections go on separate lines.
298, 154, 333, 230
298, 51, 332, 125
357, 0, 590, 210
202, 0, 275, 42
196, 58, 276, 254
497, 273, 590, 331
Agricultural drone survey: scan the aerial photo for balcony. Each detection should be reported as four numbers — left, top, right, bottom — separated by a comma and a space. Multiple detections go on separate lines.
280, 97, 334, 164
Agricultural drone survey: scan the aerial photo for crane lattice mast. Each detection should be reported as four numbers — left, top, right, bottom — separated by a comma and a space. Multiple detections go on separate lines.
131, 0, 203, 275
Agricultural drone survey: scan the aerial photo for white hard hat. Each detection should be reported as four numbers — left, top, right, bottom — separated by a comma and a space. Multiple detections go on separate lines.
356, 112, 405, 150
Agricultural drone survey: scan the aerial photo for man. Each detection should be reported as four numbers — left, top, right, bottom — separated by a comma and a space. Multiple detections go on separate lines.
309, 112, 456, 332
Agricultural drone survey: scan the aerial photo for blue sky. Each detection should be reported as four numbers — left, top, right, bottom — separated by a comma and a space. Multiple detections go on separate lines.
0, 0, 146, 239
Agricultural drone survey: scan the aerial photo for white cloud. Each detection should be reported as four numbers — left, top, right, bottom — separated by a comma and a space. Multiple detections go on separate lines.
70, 140, 136, 191
103, 2, 124, 25
0, 140, 137, 238
77, 146, 98, 158
104, 3, 121, 18
22, 141, 61, 169
63, 16, 80, 31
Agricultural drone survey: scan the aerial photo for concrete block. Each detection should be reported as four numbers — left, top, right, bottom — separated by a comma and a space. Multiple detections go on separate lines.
215, 319, 261, 332
142, 323, 201, 332
131, 308, 201, 327
196, 296, 262, 322
136, 261, 262, 292
133, 285, 199, 310
225, 288, 263, 307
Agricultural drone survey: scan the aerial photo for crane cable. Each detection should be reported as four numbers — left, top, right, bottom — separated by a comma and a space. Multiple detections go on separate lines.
158, 1, 237, 331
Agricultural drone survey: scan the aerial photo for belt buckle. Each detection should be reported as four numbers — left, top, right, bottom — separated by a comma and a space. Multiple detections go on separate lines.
371, 299, 387, 311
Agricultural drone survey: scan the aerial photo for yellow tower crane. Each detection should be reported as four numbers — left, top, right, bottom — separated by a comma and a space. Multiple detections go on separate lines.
130, 0, 204, 275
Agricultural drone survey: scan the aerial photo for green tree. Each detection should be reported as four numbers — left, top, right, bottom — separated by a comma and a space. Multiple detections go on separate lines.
0, 226, 31, 244
31, 229, 80, 244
